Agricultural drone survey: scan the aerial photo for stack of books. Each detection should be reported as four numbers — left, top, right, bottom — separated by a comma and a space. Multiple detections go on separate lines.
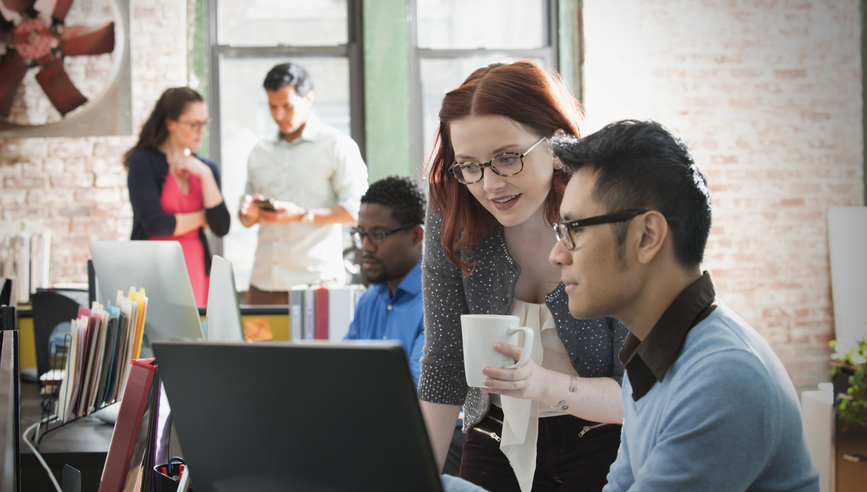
289, 285, 366, 341
54, 287, 148, 422
0, 231, 51, 305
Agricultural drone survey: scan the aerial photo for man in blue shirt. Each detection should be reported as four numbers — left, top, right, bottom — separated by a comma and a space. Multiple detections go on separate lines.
344, 176, 425, 387
546, 120, 819, 491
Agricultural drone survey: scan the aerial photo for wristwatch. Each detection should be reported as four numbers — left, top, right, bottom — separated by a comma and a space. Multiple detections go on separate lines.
300, 208, 315, 224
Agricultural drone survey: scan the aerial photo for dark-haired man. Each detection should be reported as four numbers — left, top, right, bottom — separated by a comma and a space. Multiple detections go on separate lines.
344, 175, 426, 386
239, 62, 368, 304
549, 120, 818, 491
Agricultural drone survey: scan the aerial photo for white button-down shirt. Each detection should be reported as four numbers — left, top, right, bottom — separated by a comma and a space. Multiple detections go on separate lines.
244, 115, 368, 290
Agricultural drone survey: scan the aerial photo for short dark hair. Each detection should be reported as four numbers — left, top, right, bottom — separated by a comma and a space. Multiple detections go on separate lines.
553, 120, 712, 267
263, 62, 313, 96
361, 175, 426, 227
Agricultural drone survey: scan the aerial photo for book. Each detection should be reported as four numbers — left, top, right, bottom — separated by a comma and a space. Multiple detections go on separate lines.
98, 358, 158, 492
303, 288, 315, 341
289, 289, 304, 341
95, 316, 117, 408
314, 287, 329, 340
327, 286, 357, 341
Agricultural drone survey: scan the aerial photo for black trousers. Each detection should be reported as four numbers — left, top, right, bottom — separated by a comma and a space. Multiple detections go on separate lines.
459, 406, 621, 492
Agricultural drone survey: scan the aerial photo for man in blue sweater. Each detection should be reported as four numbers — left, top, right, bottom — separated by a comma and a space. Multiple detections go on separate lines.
548, 120, 819, 491
344, 175, 426, 387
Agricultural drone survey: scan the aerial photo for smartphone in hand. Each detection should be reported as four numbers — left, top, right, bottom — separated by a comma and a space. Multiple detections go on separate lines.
253, 198, 277, 212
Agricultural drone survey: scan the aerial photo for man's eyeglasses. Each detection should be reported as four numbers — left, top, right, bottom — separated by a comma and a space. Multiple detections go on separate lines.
449, 136, 547, 185
553, 210, 648, 251
176, 119, 212, 132
350, 223, 416, 248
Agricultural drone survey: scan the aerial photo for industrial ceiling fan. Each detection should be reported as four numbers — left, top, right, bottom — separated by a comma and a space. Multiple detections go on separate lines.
0, 0, 115, 120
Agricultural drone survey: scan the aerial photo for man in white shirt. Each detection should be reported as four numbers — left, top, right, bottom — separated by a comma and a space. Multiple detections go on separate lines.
239, 63, 369, 304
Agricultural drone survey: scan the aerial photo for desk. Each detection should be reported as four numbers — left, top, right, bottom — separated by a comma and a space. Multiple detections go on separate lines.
19, 380, 113, 492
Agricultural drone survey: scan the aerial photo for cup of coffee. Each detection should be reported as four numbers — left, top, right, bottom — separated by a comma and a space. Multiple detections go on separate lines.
461, 314, 534, 388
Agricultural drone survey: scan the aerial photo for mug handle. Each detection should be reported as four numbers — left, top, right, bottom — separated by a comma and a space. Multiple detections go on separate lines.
503, 327, 534, 369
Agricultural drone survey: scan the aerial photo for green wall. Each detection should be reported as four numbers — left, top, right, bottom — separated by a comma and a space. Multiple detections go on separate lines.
363, 0, 412, 182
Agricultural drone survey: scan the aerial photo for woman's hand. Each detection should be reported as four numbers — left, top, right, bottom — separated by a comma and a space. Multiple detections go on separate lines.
169, 148, 212, 180
481, 342, 625, 423
479, 342, 553, 401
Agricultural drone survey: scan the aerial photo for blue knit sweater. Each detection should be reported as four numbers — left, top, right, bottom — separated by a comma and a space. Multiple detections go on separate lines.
604, 302, 819, 491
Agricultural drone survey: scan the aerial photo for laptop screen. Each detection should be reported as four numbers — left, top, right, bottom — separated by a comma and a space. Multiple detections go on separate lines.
152, 339, 444, 492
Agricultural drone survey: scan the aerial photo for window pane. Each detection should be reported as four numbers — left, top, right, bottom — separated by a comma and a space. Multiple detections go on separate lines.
217, 0, 348, 47
218, 57, 351, 290
417, 0, 546, 50
420, 55, 548, 160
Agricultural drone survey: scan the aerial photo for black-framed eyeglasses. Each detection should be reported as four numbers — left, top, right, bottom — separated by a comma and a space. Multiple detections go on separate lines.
176, 119, 212, 132
350, 223, 416, 248
553, 210, 648, 251
449, 136, 547, 185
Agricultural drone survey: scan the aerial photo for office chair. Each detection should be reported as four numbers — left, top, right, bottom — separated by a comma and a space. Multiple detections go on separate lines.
30, 291, 82, 382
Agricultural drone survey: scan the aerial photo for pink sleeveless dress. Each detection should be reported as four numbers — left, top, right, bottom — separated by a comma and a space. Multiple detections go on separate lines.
148, 172, 209, 307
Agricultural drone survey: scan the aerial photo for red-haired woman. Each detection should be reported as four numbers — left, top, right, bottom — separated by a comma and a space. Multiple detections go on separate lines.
420, 61, 628, 492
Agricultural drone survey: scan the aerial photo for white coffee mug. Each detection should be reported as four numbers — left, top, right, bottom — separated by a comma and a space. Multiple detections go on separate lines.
461, 314, 535, 388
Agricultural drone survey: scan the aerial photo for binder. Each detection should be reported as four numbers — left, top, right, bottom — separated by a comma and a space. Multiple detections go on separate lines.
303, 288, 315, 340
327, 286, 356, 341
98, 358, 158, 492
289, 289, 304, 341
314, 287, 329, 340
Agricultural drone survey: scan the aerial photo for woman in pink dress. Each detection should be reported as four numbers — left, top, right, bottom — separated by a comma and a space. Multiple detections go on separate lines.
124, 88, 231, 306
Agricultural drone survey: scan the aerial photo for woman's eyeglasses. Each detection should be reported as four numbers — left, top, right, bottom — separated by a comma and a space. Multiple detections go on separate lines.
449, 136, 547, 185
176, 119, 212, 132
350, 223, 416, 248
553, 210, 648, 250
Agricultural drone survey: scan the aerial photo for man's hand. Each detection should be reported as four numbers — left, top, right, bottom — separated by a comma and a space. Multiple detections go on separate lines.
239, 193, 263, 226
258, 199, 306, 223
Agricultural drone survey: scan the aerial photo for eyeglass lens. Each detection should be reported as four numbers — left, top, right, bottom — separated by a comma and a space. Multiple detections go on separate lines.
453, 153, 522, 184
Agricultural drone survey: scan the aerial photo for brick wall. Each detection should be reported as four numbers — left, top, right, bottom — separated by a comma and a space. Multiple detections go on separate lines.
582, 0, 863, 387
0, 0, 188, 284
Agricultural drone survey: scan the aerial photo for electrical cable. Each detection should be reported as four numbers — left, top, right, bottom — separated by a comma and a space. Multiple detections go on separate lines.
22, 419, 62, 492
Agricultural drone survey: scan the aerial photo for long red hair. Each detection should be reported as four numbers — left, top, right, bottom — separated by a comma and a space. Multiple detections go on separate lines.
427, 61, 584, 275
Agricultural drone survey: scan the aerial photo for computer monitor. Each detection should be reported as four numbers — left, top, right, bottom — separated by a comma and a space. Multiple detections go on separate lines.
152, 339, 444, 492
0, 324, 21, 492
205, 256, 244, 342
89, 241, 203, 358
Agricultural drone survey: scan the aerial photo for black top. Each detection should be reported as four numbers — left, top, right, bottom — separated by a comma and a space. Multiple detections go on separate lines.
127, 148, 230, 274
619, 271, 718, 401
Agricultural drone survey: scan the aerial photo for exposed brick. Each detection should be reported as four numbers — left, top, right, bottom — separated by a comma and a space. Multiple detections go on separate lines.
95, 173, 127, 188
46, 139, 92, 159
0, 189, 26, 206
5, 175, 48, 188
28, 189, 75, 205
49, 172, 95, 188
74, 188, 122, 204
3, 206, 47, 220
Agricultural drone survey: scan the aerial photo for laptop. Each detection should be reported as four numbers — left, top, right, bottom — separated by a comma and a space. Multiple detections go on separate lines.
205, 256, 244, 341
89, 241, 204, 358
152, 339, 443, 492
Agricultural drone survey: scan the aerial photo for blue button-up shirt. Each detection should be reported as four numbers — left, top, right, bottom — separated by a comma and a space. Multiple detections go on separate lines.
344, 262, 424, 387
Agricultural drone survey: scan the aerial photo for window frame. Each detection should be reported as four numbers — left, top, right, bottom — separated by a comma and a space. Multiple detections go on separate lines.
407, 0, 562, 175
205, 0, 366, 168
204, 0, 365, 257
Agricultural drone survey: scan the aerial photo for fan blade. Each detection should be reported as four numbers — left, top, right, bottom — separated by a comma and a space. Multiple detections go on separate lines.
1, 14, 13, 36
61, 22, 114, 56
35, 57, 86, 116
52, 0, 74, 22
0, 0, 36, 16
0, 52, 29, 118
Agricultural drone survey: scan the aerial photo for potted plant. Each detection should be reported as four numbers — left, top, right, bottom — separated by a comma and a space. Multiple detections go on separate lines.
830, 336, 867, 429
